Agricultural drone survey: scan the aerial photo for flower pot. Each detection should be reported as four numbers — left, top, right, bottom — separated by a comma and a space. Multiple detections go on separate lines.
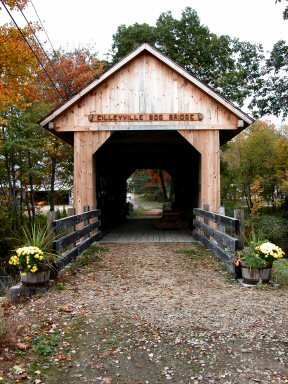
20, 269, 51, 287
241, 262, 272, 285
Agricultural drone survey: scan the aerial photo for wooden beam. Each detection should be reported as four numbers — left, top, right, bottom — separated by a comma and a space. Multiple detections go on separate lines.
193, 219, 239, 251
180, 130, 220, 212
53, 124, 239, 132
194, 209, 239, 232
74, 131, 111, 214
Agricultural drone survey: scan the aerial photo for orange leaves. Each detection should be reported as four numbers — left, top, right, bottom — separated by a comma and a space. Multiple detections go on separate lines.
0, 25, 39, 113
37, 47, 106, 103
0, 0, 29, 11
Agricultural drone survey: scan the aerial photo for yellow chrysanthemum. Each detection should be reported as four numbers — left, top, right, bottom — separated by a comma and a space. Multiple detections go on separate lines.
31, 265, 38, 273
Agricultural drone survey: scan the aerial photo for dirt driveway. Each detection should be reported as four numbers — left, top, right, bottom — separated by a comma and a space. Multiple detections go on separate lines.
3, 242, 288, 383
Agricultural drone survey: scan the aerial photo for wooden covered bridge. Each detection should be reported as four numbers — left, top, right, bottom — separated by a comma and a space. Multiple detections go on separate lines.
40, 44, 253, 234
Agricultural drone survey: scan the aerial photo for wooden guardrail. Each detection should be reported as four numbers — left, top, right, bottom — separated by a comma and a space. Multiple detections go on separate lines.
52, 209, 101, 271
193, 208, 241, 273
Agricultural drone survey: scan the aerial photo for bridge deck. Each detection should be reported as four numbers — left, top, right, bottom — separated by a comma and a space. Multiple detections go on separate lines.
100, 217, 194, 243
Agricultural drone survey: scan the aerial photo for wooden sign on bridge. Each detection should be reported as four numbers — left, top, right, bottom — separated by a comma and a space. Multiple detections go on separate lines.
88, 113, 204, 123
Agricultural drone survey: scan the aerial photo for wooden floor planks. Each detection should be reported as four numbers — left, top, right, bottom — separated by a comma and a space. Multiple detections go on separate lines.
100, 217, 194, 243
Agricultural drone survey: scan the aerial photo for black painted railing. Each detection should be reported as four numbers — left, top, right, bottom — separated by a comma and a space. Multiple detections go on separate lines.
52, 209, 101, 271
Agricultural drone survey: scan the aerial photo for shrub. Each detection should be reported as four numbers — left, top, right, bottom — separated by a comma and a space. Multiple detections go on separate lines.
249, 215, 288, 254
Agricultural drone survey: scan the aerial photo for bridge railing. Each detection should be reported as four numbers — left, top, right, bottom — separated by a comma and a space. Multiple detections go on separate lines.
52, 209, 101, 271
193, 207, 242, 273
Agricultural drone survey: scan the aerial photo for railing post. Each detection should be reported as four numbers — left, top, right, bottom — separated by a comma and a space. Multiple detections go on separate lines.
203, 204, 210, 239
83, 205, 90, 239
234, 208, 245, 249
67, 207, 76, 249
218, 206, 226, 234
47, 211, 56, 246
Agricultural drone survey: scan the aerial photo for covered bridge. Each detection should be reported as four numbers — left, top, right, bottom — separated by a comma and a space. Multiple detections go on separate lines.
40, 44, 253, 229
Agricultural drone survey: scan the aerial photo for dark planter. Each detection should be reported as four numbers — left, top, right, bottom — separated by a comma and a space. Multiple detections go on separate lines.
241, 262, 272, 285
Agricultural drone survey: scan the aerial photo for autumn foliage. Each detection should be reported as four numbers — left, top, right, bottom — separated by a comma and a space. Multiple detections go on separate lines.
0, 25, 39, 116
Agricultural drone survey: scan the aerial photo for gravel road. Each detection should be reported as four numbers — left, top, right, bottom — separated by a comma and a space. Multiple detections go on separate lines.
4, 242, 288, 384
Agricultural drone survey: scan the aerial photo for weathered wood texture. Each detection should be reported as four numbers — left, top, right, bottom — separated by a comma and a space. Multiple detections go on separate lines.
193, 208, 239, 231
180, 130, 220, 211
53, 53, 240, 132
52, 209, 101, 271
193, 208, 241, 273
50, 51, 244, 223
74, 131, 111, 213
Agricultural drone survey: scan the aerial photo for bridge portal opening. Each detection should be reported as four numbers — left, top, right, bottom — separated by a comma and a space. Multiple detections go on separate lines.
95, 130, 200, 229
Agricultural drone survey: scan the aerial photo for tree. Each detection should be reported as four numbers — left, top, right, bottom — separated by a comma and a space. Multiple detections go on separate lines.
0, 24, 39, 119
111, 23, 157, 63
38, 47, 107, 103
221, 121, 283, 211
275, 0, 288, 20
110, 7, 264, 106
250, 40, 288, 119
274, 125, 288, 192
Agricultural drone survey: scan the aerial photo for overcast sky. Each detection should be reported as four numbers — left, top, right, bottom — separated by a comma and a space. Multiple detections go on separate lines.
2, 0, 287, 58
1, 0, 287, 123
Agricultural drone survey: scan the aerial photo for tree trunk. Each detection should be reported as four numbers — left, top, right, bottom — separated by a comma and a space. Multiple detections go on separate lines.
49, 154, 57, 212
28, 152, 36, 223
159, 169, 168, 202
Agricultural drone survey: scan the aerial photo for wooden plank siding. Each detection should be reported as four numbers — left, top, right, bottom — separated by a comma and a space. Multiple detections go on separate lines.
74, 131, 111, 213
40, 46, 252, 223
53, 53, 240, 133
180, 130, 220, 212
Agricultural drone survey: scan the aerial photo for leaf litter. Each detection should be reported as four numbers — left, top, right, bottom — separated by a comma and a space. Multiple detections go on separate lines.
1, 242, 288, 383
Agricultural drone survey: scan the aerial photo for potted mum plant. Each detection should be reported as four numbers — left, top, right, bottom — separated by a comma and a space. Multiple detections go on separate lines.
9, 223, 57, 287
236, 241, 285, 285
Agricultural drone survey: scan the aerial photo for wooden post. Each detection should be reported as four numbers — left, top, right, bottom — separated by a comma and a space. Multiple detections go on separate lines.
67, 207, 76, 249
203, 204, 210, 239
83, 205, 90, 239
180, 130, 220, 212
74, 131, 111, 215
234, 208, 245, 249
218, 206, 226, 233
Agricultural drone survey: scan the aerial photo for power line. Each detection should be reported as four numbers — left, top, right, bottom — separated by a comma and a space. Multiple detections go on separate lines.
15, 0, 63, 84
0, 0, 65, 101
29, 0, 71, 90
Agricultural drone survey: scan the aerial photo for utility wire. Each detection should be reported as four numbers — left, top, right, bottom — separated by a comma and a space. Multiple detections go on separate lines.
15, 0, 62, 83
0, 0, 65, 100
29, 0, 71, 89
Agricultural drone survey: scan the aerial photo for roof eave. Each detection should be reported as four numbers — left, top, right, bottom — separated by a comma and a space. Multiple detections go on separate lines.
39, 43, 253, 128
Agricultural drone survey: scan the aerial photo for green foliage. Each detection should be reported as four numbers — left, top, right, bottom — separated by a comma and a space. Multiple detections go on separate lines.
272, 259, 288, 287
250, 215, 288, 253
111, 23, 157, 62
110, 7, 264, 106
22, 221, 54, 252
275, 0, 288, 20
241, 247, 267, 269
70, 245, 107, 271
31, 332, 60, 356
251, 39, 288, 118
221, 121, 286, 210
53, 283, 65, 291
128, 169, 171, 202
128, 206, 146, 217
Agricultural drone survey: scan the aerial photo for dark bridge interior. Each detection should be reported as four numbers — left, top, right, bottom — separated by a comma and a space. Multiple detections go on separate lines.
95, 130, 200, 229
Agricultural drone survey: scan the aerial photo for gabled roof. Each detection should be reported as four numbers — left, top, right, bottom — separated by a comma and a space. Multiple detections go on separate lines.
40, 43, 253, 128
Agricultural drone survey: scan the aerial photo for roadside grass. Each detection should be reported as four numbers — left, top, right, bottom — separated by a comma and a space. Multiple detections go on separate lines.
272, 259, 288, 287
31, 332, 61, 357
176, 245, 288, 288
70, 244, 108, 271
175, 244, 237, 285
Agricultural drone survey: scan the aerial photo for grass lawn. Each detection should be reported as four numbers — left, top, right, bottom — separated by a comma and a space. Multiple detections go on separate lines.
272, 259, 288, 287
